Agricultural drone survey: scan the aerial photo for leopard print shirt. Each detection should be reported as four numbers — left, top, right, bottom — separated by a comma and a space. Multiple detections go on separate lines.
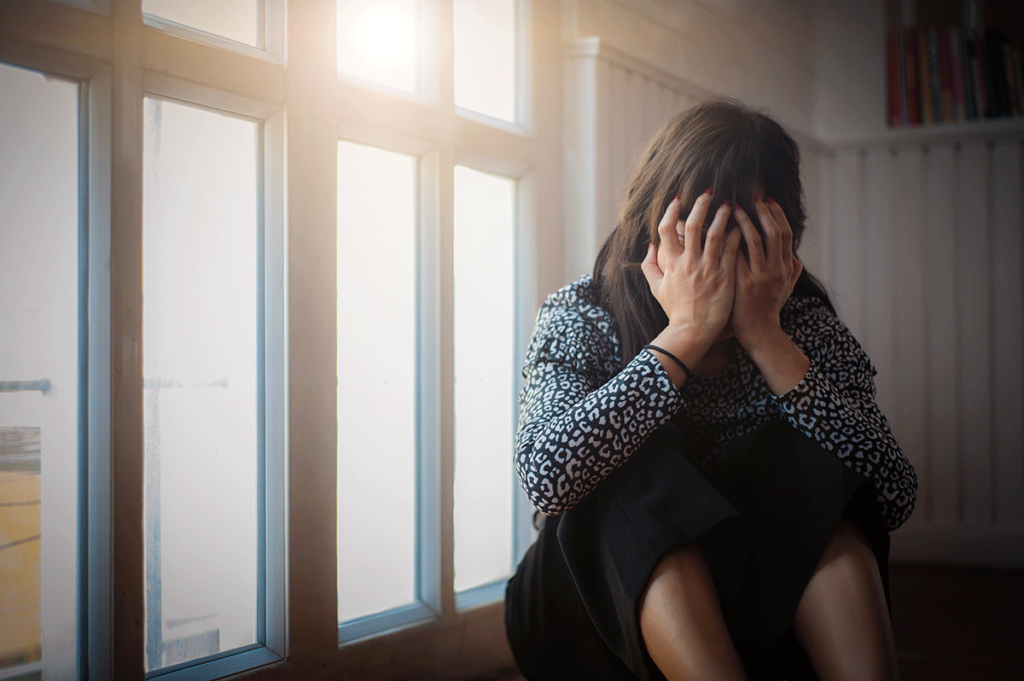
514, 275, 918, 531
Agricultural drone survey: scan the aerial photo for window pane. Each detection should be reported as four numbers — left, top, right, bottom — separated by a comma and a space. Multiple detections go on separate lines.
454, 0, 517, 121
143, 0, 260, 47
337, 141, 418, 622
0, 62, 79, 681
453, 166, 515, 593
143, 98, 260, 672
337, 0, 418, 93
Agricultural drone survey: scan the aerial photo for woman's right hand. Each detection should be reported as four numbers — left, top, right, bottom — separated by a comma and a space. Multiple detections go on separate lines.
640, 193, 742, 366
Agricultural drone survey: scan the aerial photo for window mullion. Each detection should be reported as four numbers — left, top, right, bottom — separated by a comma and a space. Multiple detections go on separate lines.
417, 147, 443, 617
434, 0, 458, 618
284, 0, 340, 661
109, 0, 147, 677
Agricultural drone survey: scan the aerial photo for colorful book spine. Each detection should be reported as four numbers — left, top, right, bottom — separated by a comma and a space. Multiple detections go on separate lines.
888, 29, 902, 126
986, 31, 1009, 118
927, 29, 943, 122
1013, 45, 1024, 117
970, 33, 989, 118
919, 29, 935, 124
948, 26, 967, 122
1005, 42, 1021, 118
961, 28, 978, 121
937, 27, 955, 122
979, 32, 995, 117
905, 27, 920, 125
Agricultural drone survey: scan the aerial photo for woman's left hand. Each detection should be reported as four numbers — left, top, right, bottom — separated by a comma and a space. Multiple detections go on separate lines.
731, 197, 810, 395
732, 197, 802, 345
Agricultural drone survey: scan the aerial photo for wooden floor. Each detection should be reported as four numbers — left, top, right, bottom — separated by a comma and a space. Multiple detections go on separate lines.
889, 563, 1024, 681
498, 564, 1024, 681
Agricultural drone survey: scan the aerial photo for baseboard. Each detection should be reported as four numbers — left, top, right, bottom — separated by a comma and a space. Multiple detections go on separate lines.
889, 525, 1024, 568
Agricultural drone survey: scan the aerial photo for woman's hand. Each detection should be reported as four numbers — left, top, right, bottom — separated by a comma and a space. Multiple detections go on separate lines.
640, 193, 742, 382
732, 197, 810, 394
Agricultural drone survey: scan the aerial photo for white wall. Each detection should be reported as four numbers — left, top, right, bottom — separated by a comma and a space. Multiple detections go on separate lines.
564, 0, 818, 135
560, 0, 827, 281
812, 0, 889, 144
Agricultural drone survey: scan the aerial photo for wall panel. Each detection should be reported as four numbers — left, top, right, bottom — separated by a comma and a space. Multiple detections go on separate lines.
991, 141, 1024, 528
821, 133, 1024, 566
890, 147, 929, 531
923, 144, 960, 525
861, 147, 896, 418
956, 143, 993, 525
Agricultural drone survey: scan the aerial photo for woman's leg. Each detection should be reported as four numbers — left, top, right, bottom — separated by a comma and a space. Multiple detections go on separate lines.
639, 541, 748, 681
793, 517, 898, 681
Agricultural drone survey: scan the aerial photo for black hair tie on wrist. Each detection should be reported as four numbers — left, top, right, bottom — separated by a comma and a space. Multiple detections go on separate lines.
644, 344, 695, 381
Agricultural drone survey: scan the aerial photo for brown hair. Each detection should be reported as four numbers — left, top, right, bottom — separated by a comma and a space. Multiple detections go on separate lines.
593, 98, 833, 366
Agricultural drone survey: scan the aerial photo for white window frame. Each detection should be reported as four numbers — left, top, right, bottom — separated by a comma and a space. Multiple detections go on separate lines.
0, 0, 563, 677
137, 74, 287, 680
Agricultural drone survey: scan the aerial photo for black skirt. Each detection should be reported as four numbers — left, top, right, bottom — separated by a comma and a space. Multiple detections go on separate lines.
504, 420, 890, 681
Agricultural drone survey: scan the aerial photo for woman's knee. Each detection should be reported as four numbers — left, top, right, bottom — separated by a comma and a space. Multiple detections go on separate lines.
639, 542, 747, 680
640, 542, 718, 621
817, 517, 881, 583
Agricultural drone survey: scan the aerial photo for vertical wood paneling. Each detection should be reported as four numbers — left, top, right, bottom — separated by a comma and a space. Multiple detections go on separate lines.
861, 148, 896, 418
832, 150, 863, 338
957, 143, 994, 524
607, 64, 627, 231
624, 70, 645, 172
816, 153, 835, 289
991, 141, 1024, 526
798, 147, 824, 279
923, 144, 960, 524
892, 147, 929, 527
595, 57, 612, 248
611, 65, 625, 230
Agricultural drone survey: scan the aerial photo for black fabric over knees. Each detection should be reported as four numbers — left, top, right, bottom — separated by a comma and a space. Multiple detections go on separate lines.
505, 420, 890, 681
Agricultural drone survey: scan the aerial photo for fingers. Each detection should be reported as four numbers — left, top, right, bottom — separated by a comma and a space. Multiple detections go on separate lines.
733, 204, 766, 270
720, 224, 743, 276
657, 196, 685, 259
790, 257, 804, 292
703, 200, 733, 260
760, 197, 794, 268
640, 242, 664, 290
682, 191, 715, 262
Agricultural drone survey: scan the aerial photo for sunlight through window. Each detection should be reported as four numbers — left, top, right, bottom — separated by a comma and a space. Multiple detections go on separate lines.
338, 0, 418, 93
454, 0, 517, 121
143, 97, 260, 672
337, 140, 418, 622
453, 165, 515, 594
143, 0, 261, 46
0, 62, 79, 681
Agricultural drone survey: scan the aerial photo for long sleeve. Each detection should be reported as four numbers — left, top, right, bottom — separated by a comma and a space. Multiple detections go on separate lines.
513, 283, 684, 515
773, 301, 918, 530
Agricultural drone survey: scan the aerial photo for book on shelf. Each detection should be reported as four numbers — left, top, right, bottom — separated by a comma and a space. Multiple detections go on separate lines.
887, 22, 1024, 127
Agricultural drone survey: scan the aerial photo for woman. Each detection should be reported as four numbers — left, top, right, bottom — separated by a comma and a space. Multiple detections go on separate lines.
504, 99, 917, 681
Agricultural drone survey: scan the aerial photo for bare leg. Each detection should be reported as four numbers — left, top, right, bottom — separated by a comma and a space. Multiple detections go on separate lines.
794, 517, 899, 681
639, 541, 748, 681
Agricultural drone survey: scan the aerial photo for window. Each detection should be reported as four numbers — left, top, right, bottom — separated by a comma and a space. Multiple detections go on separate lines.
452, 166, 517, 601
142, 97, 263, 672
333, 0, 542, 642
0, 61, 80, 681
2, 1, 559, 678
336, 140, 420, 629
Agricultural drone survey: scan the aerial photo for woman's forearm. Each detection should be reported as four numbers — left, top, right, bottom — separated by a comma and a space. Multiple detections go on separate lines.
743, 325, 811, 396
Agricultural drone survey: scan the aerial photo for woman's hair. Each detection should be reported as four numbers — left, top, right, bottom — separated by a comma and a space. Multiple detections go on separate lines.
593, 98, 834, 366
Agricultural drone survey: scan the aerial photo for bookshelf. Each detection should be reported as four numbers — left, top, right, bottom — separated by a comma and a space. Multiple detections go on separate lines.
886, 0, 1024, 128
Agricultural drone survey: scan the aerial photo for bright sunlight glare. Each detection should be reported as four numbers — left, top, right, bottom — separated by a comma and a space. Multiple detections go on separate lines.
338, 0, 417, 93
